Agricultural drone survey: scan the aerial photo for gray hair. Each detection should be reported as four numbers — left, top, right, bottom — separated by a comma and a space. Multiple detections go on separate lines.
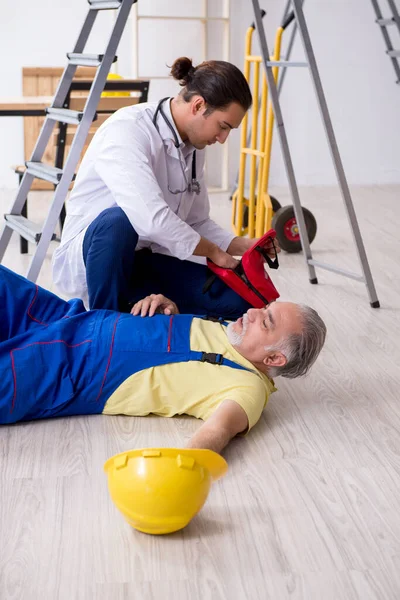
266, 304, 326, 379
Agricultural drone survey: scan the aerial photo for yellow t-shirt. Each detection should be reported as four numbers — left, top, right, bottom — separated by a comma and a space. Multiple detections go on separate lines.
103, 317, 277, 431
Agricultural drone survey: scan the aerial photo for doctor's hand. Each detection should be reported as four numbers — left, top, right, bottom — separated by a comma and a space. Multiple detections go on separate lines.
131, 294, 180, 317
227, 236, 281, 258
209, 247, 240, 270
260, 236, 281, 258
193, 238, 239, 270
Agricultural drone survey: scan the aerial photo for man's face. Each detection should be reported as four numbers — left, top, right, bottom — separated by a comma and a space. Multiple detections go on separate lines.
186, 100, 246, 150
227, 302, 303, 369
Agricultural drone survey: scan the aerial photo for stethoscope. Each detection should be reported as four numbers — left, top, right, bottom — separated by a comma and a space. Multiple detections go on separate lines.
152, 97, 201, 195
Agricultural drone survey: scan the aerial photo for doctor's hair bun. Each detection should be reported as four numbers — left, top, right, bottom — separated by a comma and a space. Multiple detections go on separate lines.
170, 57, 252, 114
170, 57, 196, 85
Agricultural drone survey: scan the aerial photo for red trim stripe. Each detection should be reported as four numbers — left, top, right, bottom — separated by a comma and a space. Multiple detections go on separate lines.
95, 314, 120, 402
27, 286, 49, 326
10, 339, 92, 414
167, 316, 174, 352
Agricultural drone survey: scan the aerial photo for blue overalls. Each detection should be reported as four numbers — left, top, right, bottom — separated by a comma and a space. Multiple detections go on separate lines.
0, 266, 249, 425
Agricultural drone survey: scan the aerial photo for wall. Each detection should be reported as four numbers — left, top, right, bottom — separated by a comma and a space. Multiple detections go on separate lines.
0, 0, 125, 189
229, 0, 400, 186
0, 0, 399, 190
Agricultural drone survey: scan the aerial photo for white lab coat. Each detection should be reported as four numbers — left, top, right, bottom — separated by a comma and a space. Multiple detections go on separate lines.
52, 99, 235, 303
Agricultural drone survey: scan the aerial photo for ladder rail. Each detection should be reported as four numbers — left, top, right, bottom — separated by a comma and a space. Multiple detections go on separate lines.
28, 9, 99, 164
277, 0, 304, 94
51, 9, 98, 108
26, 0, 135, 281
250, 0, 380, 307
291, 0, 379, 306
251, 0, 316, 284
0, 0, 136, 275
230, 4, 301, 199
386, 0, 400, 37
370, 0, 400, 83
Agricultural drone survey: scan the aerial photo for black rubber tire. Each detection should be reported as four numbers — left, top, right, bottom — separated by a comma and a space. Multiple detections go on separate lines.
272, 205, 317, 253
270, 196, 282, 213
242, 196, 282, 229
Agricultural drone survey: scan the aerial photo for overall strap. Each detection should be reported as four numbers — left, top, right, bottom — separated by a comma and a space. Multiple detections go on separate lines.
201, 315, 230, 326
189, 350, 250, 372
197, 316, 245, 370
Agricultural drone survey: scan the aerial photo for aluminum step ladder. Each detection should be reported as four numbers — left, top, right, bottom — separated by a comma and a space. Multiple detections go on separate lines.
230, 0, 303, 199
370, 0, 400, 84
251, 0, 380, 307
0, 0, 136, 282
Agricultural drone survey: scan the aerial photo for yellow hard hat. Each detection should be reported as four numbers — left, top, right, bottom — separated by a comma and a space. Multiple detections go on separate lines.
104, 448, 228, 535
101, 73, 130, 97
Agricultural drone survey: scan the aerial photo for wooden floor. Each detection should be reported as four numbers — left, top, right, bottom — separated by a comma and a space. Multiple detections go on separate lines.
1, 185, 400, 600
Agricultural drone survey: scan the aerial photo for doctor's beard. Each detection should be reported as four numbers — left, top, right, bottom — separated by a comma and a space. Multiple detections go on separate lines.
226, 313, 249, 347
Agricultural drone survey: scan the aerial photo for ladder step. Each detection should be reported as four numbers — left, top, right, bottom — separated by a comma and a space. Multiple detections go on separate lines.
266, 60, 308, 68
377, 18, 395, 26
67, 53, 118, 67
4, 215, 57, 244
46, 107, 84, 125
88, 0, 123, 10
387, 50, 400, 57
25, 162, 63, 185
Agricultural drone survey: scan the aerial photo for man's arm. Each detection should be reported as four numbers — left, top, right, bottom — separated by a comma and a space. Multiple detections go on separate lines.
186, 400, 249, 454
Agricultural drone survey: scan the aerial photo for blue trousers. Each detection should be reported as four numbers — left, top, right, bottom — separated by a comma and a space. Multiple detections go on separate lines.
0, 266, 247, 425
82, 207, 252, 318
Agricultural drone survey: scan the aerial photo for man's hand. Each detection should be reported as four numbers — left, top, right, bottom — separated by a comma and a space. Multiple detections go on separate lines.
131, 294, 179, 317
186, 400, 249, 454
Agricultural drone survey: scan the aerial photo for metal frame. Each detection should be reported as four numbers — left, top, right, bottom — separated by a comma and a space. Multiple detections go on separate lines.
370, 0, 400, 84
251, 0, 380, 308
230, 1, 304, 199
10, 80, 148, 254
131, 0, 231, 193
0, 0, 137, 281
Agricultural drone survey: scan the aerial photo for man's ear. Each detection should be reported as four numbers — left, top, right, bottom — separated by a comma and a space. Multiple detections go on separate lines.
263, 351, 287, 369
191, 95, 206, 115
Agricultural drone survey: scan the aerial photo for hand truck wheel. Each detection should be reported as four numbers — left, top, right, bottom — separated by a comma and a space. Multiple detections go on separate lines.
272, 205, 317, 253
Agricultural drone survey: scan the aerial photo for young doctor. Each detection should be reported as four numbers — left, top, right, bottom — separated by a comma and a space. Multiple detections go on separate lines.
52, 57, 277, 317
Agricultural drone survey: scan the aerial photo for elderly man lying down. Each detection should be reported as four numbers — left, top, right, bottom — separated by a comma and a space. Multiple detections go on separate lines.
0, 266, 326, 454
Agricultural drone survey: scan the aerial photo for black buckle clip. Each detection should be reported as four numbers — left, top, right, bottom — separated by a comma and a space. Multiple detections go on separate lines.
200, 352, 224, 365
256, 236, 279, 270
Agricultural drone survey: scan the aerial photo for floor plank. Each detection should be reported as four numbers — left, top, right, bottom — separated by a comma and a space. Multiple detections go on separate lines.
1, 186, 400, 599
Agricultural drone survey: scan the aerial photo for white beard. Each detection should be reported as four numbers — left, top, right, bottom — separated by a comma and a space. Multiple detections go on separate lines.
226, 314, 248, 347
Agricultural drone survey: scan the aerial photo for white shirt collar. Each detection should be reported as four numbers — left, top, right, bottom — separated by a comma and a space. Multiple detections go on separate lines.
157, 98, 195, 156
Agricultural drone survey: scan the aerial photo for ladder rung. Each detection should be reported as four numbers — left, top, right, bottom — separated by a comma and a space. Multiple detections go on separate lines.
377, 18, 395, 26
88, 0, 123, 9
68, 54, 100, 67
4, 215, 57, 244
25, 162, 63, 185
387, 50, 400, 57
46, 107, 84, 125
242, 148, 264, 157
266, 61, 308, 68
67, 53, 102, 67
